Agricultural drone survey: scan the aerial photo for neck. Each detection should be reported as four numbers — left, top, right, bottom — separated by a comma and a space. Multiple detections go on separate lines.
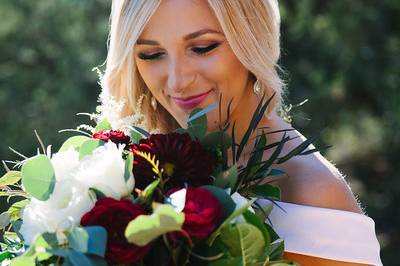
226, 87, 275, 164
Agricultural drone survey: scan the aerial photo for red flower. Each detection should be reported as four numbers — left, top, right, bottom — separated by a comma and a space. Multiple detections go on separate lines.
180, 187, 222, 240
130, 133, 214, 190
92, 130, 131, 148
80, 198, 149, 265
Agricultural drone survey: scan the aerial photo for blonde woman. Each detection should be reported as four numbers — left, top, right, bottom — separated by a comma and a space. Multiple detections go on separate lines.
100, 1, 382, 265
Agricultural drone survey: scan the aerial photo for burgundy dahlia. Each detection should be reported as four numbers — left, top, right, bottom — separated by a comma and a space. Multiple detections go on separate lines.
92, 129, 131, 148
130, 133, 214, 190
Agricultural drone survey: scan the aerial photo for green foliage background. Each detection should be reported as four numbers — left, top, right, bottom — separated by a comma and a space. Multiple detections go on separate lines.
0, 0, 398, 264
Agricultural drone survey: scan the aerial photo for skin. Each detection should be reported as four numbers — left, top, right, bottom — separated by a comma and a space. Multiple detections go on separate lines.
135, 1, 371, 265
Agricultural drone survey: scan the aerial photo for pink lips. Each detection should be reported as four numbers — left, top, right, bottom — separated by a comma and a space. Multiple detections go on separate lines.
171, 90, 212, 109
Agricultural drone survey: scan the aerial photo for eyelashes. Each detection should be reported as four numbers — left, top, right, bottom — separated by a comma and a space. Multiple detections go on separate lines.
137, 42, 221, 61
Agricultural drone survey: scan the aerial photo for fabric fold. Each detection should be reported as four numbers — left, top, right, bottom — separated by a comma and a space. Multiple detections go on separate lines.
258, 199, 383, 266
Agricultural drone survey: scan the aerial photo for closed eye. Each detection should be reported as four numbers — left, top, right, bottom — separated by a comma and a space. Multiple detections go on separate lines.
137, 43, 221, 61
137, 52, 164, 61
191, 42, 221, 55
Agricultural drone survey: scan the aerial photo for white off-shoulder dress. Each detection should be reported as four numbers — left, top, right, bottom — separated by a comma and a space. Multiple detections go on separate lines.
258, 199, 383, 266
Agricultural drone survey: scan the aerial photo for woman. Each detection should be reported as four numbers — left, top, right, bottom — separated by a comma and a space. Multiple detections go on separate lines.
100, 0, 382, 265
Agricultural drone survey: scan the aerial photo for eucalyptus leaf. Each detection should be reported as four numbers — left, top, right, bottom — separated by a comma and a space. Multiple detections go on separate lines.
21, 155, 55, 201
124, 152, 133, 182
0, 212, 12, 230
68, 227, 89, 253
213, 165, 238, 189
34, 232, 59, 250
125, 204, 184, 246
220, 223, 265, 265
252, 184, 281, 200
58, 135, 90, 153
201, 131, 232, 149
94, 118, 112, 132
0, 171, 21, 187
79, 139, 105, 160
8, 199, 29, 221
187, 108, 208, 140
207, 199, 255, 246
130, 129, 143, 144
131, 126, 150, 138
68, 249, 94, 266
201, 185, 236, 220
85, 226, 107, 257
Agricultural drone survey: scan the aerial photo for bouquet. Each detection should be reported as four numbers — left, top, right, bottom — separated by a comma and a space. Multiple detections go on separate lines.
0, 93, 318, 265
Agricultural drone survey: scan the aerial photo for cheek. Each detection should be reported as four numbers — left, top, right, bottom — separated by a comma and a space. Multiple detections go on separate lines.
136, 61, 165, 97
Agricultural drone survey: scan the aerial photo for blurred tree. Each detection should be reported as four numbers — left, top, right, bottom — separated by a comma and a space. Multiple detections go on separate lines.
280, 1, 399, 264
0, 0, 398, 264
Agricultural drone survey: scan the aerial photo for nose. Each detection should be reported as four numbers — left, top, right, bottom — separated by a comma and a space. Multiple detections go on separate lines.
167, 57, 196, 94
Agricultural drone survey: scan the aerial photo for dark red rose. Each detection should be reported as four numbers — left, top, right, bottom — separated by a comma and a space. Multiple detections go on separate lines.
130, 133, 214, 190
80, 198, 149, 265
180, 187, 222, 240
92, 130, 131, 148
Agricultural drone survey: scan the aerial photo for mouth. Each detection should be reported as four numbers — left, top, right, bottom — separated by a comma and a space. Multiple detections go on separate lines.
171, 89, 213, 109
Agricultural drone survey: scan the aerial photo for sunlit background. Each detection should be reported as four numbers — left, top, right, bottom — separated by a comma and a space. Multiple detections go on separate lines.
0, 1, 398, 264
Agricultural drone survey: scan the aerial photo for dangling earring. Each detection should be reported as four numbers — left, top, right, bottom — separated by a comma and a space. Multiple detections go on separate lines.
151, 96, 157, 110
253, 79, 262, 95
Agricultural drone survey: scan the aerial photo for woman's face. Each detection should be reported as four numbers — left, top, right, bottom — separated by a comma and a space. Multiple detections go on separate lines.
135, 0, 252, 130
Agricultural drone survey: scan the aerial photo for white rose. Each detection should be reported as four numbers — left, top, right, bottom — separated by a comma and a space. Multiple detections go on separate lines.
19, 179, 95, 245
75, 141, 134, 200
51, 147, 80, 181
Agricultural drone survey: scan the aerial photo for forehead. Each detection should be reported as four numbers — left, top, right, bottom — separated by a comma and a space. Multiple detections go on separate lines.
139, 0, 222, 39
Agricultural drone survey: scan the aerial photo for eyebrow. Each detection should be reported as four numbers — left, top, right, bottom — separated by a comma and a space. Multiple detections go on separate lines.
136, 28, 223, 45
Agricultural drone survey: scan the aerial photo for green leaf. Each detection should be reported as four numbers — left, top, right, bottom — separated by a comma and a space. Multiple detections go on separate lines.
8, 199, 29, 221
10, 256, 35, 266
213, 165, 238, 189
142, 179, 160, 200
129, 129, 143, 144
201, 131, 232, 149
68, 249, 94, 266
187, 108, 208, 140
124, 152, 133, 182
125, 204, 184, 246
242, 210, 271, 247
267, 169, 286, 177
210, 257, 243, 266
35, 232, 59, 249
89, 187, 106, 199
201, 185, 236, 220
0, 212, 12, 230
85, 226, 107, 257
21, 155, 56, 201
220, 223, 265, 265
0, 251, 12, 262
252, 184, 281, 200
187, 103, 216, 123
94, 118, 112, 132
79, 139, 105, 160
207, 199, 256, 246
68, 227, 89, 253
0, 171, 21, 187
59, 135, 90, 153
131, 126, 150, 138
265, 239, 285, 261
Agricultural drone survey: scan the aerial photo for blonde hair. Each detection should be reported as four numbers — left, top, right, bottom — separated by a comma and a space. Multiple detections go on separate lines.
100, 0, 284, 132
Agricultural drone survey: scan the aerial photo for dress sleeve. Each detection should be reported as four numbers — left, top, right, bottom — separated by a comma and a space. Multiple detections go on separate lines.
257, 199, 383, 266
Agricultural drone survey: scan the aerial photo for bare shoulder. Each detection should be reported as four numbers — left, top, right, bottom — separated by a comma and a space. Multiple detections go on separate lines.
271, 153, 363, 214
